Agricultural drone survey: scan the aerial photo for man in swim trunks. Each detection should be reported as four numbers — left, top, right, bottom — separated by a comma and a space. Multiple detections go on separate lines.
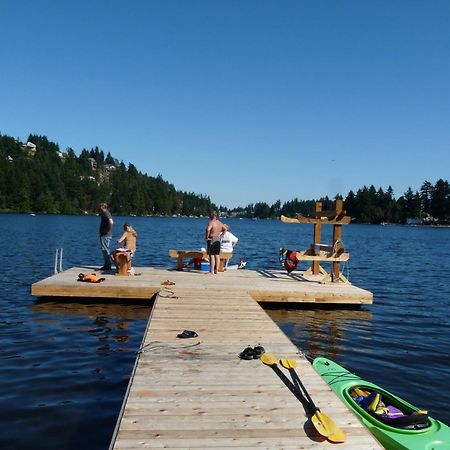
205, 211, 225, 274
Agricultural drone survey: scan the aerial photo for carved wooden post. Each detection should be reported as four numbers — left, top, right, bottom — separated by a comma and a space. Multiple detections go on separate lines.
312, 202, 322, 275
116, 253, 131, 276
332, 199, 344, 281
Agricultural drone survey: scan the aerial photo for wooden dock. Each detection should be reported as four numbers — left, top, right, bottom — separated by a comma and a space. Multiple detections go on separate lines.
109, 288, 382, 449
31, 267, 373, 305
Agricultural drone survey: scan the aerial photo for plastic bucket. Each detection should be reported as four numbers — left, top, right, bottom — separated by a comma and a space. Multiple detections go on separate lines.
200, 262, 210, 272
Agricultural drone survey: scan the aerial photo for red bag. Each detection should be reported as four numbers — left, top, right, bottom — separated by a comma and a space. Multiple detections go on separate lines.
284, 250, 298, 273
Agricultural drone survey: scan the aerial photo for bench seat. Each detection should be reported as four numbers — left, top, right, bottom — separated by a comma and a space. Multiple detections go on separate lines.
168, 249, 232, 272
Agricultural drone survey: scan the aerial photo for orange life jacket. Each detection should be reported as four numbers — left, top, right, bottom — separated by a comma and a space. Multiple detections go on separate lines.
78, 273, 105, 283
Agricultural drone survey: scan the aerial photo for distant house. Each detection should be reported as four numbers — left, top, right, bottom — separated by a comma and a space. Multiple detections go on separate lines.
422, 214, 438, 224
20, 141, 37, 156
406, 217, 422, 225
80, 175, 97, 182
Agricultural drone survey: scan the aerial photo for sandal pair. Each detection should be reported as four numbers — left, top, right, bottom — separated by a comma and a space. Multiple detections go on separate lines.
239, 345, 265, 360
177, 330, 198, 339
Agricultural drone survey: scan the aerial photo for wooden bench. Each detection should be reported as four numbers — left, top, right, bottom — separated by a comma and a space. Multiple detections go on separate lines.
168, 250, 232, 272
115, 252, 132, 276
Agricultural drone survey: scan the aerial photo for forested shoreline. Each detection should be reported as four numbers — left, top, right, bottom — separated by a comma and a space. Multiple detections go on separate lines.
0, 134, 214, 216
225, 179, 450, 224
1, 133, 449, 224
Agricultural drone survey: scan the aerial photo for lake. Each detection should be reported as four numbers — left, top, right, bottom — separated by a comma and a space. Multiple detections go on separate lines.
1, 214, 449, 449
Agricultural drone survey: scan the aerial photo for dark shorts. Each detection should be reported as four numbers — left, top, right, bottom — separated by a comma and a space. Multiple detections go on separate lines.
207, 237, 221, 255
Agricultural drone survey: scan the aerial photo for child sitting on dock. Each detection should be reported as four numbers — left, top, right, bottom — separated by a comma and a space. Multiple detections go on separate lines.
110, 223, 137, 269
184, 248, 209, 269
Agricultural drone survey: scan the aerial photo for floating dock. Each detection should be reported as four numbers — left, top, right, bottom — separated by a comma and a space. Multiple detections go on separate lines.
31, 267, 373, 305
108, 287, 382, 449
31, 268, 379, 447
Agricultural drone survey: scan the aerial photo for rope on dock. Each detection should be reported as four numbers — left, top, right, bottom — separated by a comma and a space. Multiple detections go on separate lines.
158, 279, 179, 298
137, 340, 201, 355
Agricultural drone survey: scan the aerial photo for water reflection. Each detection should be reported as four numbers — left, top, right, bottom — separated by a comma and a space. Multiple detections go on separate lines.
31, 298, 151, 320
31, 299, 151, 351
266, 308, 373, 360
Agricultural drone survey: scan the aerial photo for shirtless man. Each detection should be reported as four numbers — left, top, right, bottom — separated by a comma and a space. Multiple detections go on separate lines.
205, 211, 225, 274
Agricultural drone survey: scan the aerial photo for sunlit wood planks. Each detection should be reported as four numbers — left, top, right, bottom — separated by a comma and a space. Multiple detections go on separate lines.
31, 267, 373, 305
109, 290, 382, 449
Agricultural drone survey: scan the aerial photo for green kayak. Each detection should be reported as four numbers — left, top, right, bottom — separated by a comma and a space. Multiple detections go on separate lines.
313, 357, 450, 450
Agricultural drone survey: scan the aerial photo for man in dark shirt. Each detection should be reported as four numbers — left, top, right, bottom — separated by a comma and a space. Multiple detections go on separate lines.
99, 203, 113, 270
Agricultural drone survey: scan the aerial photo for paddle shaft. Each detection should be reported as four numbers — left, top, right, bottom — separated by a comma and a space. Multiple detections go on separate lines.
269, 364, 308, 404
290, 368, 320, 412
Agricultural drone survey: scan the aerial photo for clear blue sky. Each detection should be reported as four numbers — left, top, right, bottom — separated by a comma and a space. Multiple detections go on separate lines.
1, 1, 449, 208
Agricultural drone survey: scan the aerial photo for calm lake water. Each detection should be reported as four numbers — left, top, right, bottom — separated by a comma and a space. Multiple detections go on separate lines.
1, 214, 449, 449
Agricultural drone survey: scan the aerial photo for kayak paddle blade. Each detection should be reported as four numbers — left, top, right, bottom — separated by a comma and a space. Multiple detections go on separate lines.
327, 428, 347, 444
312, 410, 346, 443
280, 358, 298, 370
260, 353, 278, 366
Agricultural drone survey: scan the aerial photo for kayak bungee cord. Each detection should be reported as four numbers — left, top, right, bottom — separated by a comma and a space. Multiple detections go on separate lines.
315, 369, 361, 386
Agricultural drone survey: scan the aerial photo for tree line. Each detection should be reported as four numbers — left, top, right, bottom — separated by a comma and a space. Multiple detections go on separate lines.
0, 133, 214, 216
221, 180, 450, 224
1, 132, 449, 223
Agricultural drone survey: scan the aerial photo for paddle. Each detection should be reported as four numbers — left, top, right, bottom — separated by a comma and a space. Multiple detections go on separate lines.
280, 358, 346, 443
260, 353, 310, 407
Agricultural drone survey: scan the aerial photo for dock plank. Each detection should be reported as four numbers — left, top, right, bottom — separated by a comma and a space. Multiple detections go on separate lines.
109, 290, 382, 449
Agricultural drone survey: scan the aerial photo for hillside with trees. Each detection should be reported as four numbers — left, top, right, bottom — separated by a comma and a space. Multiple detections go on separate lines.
1, 132, 448, 224
0, 133, 214, 216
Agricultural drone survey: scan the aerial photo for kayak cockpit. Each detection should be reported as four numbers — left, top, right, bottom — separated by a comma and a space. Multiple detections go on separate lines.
345, 385, 431, 431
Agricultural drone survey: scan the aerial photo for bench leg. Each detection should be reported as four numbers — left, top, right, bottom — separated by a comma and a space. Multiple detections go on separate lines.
116, 253, 131, 276
320, 270, 350, 284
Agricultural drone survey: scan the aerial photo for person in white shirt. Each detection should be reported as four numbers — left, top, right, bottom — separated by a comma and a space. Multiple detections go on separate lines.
220, 224, 239, 270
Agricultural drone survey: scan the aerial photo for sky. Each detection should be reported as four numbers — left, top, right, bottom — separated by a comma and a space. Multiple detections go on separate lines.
1, 1, 449, 208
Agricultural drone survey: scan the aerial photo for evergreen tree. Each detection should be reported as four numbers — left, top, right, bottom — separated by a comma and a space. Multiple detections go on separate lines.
420, 180, 433, 216
430, 179, 450, 222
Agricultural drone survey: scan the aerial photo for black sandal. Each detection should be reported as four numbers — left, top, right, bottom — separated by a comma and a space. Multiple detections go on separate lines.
238, 346, 255, 360
177, 330, 198, 339
253, 345, 265, 359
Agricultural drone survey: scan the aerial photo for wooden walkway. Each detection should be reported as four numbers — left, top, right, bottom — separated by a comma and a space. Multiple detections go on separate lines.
109, 289, 382, 449
31, 267, 373, 305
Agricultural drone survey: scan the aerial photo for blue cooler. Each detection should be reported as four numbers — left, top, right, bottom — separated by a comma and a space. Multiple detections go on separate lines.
200, 262, 210, 272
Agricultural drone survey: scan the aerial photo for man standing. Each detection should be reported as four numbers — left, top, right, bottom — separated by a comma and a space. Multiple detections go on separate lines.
205, 211, 225, 274
99, 203, 113, 270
